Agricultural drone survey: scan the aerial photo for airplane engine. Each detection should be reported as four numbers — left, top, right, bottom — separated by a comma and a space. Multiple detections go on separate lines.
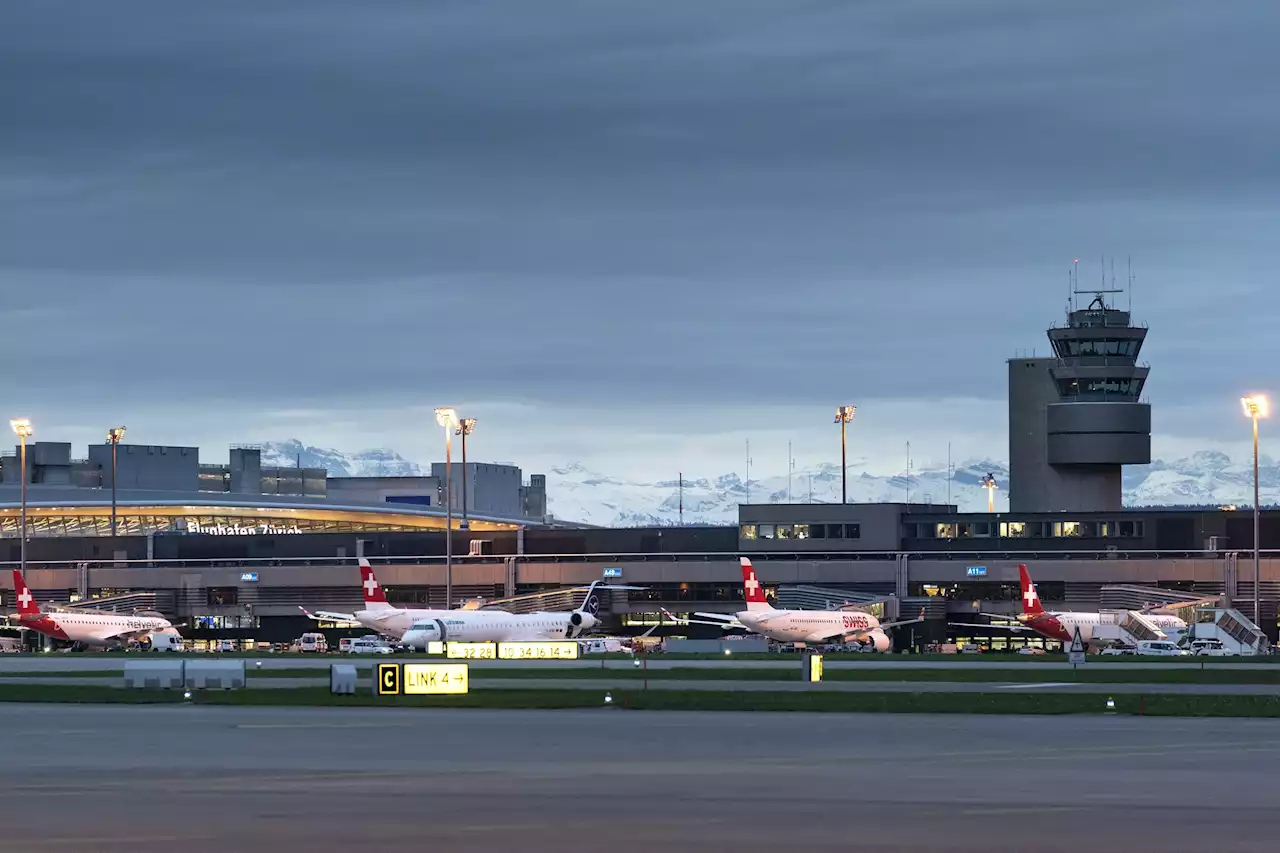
566, 611, 596, 638
865, 631, 890, 652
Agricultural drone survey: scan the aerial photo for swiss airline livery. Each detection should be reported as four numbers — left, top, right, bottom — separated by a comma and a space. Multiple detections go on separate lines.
8, 569, 178, 647
958, 564, 1187, 646
676, 558, 924, 651
303, 559, 614, 642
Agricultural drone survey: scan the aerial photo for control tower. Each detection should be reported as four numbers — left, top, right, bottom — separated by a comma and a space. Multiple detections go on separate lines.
1008, 283, 1151, 512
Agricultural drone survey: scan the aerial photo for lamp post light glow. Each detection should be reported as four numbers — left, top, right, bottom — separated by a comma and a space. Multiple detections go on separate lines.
435, 407, 459, 609
106, 426, 126, 538
456, 417, 476, 531
980, 473, 999, 513
834, 406, 856, 504
10, 419, 32, 574
1242, 395, 1268, 627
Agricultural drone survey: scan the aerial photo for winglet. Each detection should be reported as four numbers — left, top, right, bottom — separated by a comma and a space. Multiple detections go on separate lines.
11, 570, 39, 618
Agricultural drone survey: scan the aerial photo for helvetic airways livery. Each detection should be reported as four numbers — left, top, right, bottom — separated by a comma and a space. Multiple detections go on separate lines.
7, 569, 178, 647
302, 559, 633, 642
675, 558, 924, 651
956, 564, 1188, 645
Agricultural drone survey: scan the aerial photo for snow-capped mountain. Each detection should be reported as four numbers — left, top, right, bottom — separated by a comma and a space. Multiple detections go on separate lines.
258, 439, 423, 477
257, 438, 1280, 526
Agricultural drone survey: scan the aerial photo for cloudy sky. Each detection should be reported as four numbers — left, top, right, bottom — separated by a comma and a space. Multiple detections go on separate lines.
2, 1, 1278, 480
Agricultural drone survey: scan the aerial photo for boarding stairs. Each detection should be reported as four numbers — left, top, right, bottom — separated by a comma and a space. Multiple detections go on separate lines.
1090, 609, 1169, 647
1187, 609, 1270, 656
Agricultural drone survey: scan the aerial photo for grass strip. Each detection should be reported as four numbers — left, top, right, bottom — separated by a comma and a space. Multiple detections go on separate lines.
9, 665, 1280, 685
3, 683, 1280, 716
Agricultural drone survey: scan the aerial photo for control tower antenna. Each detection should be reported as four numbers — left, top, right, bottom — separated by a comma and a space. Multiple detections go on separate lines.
1128, 255, 1133, 312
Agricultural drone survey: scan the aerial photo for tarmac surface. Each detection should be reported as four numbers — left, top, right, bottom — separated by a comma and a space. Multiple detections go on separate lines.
6, 676, 1280, 694
1, 704, 1278, 852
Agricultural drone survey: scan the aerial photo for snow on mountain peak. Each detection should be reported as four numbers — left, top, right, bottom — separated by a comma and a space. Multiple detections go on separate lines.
256, 439, 1280, 526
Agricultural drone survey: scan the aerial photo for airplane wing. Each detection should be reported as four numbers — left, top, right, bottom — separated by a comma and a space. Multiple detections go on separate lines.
1139, 597, 1219, 614
299, 606, 360, 623
661, 609, 746, 629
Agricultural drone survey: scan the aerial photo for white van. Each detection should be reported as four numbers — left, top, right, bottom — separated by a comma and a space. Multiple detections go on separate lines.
347, 637, 392, 655
1136, 640, 1187, 657
297, 633, 328, 653
148, 633, 183, 653
1190, 639, 1231, 657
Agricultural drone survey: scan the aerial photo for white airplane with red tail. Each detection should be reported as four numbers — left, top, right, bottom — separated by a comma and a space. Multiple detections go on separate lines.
667, 558, 924, 651
7, 569, 178, 648
952, 564, 1190, 646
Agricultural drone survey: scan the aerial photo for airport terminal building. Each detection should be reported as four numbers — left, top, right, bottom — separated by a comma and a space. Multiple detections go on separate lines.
2, 288, 1275, 648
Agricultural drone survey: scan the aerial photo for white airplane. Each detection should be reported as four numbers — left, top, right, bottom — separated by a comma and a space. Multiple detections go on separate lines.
668, 558, 925, 651
951, 564, 1190, 647
7, 569, 179, 648
302, 559, 634, 642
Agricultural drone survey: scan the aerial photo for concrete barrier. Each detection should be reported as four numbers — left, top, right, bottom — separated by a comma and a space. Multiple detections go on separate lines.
184, 659, 246, 690
123, 660, 185, 690
330, 664, 358, 695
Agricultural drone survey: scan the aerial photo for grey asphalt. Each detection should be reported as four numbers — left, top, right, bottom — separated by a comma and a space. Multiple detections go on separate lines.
1, 704, 1278, 852
8, 676, 1280, 695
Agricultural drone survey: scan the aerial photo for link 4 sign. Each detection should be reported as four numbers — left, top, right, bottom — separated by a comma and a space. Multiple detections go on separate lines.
403, 664, 469, 695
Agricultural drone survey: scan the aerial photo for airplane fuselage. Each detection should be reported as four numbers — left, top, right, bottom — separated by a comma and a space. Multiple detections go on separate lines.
1022, 611, 1186, 644
737, 609, 881, 644
16, 612, 173, 647
360, 608, 592, 642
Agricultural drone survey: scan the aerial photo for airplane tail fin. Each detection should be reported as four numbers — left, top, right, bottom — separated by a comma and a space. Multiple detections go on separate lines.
1018, 564, 1045, 616
358, 559, 393, 611
576, 581, 603, 617
741, 558, 773, 612
11, 570, 41, 618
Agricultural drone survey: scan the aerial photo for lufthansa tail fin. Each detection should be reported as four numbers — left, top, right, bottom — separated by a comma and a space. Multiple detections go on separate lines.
358, 559, 393, 611
741, 558, 773, 612
11, 570, 41, 618
1018, 564, 1046, 616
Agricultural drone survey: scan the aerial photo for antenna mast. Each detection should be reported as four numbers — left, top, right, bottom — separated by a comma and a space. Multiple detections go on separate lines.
745, 440, 751, 504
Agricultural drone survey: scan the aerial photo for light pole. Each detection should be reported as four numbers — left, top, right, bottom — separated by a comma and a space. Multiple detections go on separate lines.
435, 407, 458, 609
980, 473, 999, 513
106, 426, 126, 538
834, 406, 856, 504
456, 417, 476, 530
10, 419, 32, 575
1242, 395, 1269, 627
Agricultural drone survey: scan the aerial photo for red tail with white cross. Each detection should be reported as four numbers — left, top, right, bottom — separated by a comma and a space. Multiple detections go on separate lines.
11, 570, 41, 617
359, 559, 392, 610
1018, 564, 1045, 616
740, 558, 773, 612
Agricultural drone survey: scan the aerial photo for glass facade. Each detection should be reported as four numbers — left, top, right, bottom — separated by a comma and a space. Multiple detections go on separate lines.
910, 519, 1144, 540
0, 513, 430, 538
1051, 338, 1142, 358
742, 523, 860, 540
1056, 377, 1145, 398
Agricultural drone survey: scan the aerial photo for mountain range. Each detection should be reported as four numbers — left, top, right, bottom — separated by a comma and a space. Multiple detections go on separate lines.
258, 440, 1280, 527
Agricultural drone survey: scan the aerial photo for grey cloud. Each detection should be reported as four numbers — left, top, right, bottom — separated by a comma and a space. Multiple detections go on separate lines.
1, 1, 1278, 429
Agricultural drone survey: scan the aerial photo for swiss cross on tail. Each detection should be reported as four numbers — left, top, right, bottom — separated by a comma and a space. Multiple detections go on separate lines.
740, 557, 773, 611
358, 559, 389, 606
1018, 564, 1045, 616
11, 570, 40, 616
